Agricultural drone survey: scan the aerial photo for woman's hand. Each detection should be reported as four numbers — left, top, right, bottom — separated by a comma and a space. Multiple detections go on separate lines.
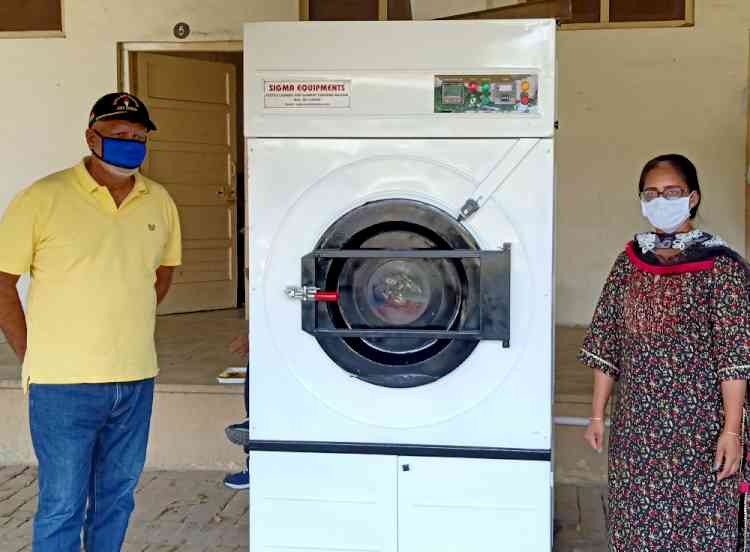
714, 432, 742, 481
230, 334, 250, 358
584, 419, 605, 454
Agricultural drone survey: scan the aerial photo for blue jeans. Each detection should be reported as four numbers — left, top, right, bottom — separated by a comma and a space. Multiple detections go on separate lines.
29, 379, 155, 552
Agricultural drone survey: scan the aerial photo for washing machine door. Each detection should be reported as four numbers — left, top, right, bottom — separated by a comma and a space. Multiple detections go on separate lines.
290, 199, 510, 388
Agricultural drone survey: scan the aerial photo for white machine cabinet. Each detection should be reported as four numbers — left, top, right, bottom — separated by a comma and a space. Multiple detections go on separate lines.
245, 21, 556, 552
251, 451, 551, 552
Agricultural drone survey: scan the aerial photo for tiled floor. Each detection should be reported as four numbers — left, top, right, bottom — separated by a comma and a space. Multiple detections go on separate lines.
0, 465, 607, 552
0, 466, 247, 552
554, 483, 609, 551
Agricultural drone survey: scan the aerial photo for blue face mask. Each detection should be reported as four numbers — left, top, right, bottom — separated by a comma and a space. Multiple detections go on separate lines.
93, 130, 147, 170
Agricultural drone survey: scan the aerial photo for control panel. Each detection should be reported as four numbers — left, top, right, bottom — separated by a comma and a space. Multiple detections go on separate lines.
434, 74, 539, 114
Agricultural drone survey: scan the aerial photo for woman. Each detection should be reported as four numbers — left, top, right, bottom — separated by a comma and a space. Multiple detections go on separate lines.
581, 154, 750, 550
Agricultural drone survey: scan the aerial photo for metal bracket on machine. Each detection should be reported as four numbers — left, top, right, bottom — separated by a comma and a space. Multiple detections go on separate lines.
290, 247, 512, 347
457, 138, 540, 222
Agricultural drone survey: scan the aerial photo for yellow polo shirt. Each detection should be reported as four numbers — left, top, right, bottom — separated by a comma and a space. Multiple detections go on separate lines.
0, 160, 182, 389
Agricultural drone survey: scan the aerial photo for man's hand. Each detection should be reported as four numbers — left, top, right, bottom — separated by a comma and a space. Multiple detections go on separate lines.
155, 266, 175, 305
0, 271, 27, 363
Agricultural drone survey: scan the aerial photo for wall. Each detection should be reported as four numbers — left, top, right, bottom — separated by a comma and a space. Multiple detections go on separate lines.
411, 0, 488, 19
411, 0, 520, 20
486, 0, 523, 7
556, 0, 750, 324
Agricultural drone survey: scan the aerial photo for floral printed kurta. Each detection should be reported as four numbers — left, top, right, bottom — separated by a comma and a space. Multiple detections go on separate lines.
579, 250, 750, 551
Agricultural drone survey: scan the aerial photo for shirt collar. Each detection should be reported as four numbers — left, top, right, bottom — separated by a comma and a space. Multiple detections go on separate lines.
133, 174, 149, 195
74, 158, 149, 195
74, 159, 100, 193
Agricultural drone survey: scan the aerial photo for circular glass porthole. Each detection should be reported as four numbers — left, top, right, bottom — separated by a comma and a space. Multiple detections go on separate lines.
312, 199, 481, 388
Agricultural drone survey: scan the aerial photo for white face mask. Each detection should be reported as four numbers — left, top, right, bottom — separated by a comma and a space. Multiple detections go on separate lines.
640, 195, 692, 233
98, 158, 139, 178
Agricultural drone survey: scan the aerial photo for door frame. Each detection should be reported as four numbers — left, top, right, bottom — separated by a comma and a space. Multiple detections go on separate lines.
117, 40, 248, 315
116, 40, 242, 91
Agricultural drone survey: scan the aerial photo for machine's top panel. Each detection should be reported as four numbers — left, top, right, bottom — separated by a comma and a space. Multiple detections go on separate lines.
244, 21, 556, 139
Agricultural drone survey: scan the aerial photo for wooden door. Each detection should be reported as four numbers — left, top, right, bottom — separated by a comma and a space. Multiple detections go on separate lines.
135, 53, 238, 314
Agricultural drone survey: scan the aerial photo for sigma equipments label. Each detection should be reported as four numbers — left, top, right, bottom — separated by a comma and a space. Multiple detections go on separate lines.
264, 80, 351, 109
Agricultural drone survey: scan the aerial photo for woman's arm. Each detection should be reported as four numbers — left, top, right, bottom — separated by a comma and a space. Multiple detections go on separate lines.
721, 380, 746, 433
584, 369, 616, 453
714, 379, 747, 481
709, 258, 750, 481
579, 253, 631, 453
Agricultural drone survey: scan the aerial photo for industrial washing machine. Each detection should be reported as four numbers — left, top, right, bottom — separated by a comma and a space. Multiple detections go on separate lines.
245, 20, 556, 551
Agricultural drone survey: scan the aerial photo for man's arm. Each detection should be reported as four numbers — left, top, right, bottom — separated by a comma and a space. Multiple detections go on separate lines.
0, 272, 26, 362
155, 266, 175, 305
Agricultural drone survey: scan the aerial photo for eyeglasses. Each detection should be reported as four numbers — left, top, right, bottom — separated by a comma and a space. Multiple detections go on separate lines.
107, 133, 148, 144
96, 129, 148, 144
640, 186, 690, 202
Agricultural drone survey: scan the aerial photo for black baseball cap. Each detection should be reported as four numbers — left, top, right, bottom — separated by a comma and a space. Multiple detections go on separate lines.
88, 92, 157, 131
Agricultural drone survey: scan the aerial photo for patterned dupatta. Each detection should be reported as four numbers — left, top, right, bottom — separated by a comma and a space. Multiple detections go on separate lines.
627, 230, 749, 275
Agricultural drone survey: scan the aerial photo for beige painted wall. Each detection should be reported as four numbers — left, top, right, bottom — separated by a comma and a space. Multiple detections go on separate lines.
486, 0, 523, 8
412, 0, 487, 20
557, 0, 750, 325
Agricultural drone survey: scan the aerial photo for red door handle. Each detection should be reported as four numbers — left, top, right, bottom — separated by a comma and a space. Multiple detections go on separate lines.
314, 291, 339, 302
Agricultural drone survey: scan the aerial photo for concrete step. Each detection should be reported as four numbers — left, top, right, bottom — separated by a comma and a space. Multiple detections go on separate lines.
0, 381, 247, 471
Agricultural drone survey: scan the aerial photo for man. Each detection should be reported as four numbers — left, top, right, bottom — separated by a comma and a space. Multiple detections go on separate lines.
0, 93, 181, 551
